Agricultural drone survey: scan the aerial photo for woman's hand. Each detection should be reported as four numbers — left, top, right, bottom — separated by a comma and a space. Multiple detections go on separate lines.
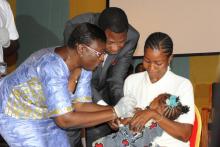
129, 109, 158, 132
119, 117, 132, 125
108, 118, 120, 130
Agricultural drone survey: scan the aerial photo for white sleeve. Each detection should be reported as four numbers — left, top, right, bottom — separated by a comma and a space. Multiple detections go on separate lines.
123, 76, 131, 96
97, 100, 108, 106
5, 1, 19, 40
176, 79, 195, 125
0, 47, 3, 62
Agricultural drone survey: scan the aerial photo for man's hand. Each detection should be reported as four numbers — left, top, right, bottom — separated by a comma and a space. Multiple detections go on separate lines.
107, 118, 120, 130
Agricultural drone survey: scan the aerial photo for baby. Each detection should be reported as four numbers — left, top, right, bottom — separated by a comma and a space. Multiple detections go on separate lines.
93, 93, 189, 147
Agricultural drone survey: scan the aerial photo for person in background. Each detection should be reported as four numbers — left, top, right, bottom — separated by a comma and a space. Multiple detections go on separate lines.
210, 82, 220, 147
64, 7, 139, 146
0, 23, 136, 147
135, 62, 145, 73
0, 0, 19, 75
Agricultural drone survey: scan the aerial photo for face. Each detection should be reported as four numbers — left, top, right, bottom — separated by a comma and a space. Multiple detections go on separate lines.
143, 48, 172, 83
105, 29, 127, 54
136, 64, 144, 73
79, 40, 106, 71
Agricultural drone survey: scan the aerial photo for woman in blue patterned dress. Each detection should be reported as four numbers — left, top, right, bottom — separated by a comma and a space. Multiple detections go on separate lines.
0, 23, 136, 147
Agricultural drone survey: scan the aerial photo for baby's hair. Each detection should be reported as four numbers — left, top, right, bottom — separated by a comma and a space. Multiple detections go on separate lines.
154, 93, 189, 120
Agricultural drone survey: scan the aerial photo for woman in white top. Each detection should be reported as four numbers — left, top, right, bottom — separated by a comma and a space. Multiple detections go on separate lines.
125, 32, 195, 147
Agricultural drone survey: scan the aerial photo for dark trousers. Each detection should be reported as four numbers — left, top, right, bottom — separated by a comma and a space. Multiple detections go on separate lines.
86, 123, 114, 147
66, 129, 82, 147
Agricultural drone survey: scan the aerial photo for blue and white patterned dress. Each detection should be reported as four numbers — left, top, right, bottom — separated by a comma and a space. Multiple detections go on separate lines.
0, 47, 92, 147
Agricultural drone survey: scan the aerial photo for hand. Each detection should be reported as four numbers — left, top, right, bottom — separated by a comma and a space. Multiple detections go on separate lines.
134, 107, 143, 113
113, 96, 137, 118
129, 109, 157, 132
119, 117, 132, 125
108, 118, 120, 131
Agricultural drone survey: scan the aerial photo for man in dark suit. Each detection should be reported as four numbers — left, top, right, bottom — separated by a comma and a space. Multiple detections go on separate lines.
64, 7, 139, 147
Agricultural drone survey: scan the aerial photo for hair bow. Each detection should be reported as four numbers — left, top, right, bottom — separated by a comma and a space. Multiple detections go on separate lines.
166, 95, 179, 108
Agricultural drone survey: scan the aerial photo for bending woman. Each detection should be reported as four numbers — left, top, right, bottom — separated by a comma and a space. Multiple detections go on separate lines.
0, 23, 135, 147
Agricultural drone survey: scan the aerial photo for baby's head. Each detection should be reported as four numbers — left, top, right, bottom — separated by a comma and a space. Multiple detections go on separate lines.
149, 93, 189, 120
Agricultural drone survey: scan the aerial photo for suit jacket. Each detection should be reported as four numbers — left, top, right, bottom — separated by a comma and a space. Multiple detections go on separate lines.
64, 13, 139, 106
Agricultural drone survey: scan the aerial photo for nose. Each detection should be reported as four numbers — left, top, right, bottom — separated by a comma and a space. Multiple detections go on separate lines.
148, 63, 156, 72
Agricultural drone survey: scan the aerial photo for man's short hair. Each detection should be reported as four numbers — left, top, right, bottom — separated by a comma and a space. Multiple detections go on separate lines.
98, 7, 129, 33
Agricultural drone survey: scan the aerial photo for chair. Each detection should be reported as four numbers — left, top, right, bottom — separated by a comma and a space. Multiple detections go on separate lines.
190, 105, 202, 147
201, 83, 220, 147
201, 82, 220, 147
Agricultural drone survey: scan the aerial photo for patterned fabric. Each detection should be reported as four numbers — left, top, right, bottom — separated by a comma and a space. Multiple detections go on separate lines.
93, 120, 163, 147
0, 47, 92, 147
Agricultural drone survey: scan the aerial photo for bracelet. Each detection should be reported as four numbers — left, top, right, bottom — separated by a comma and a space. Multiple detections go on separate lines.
111, 107, 117, 118
156, 114, 163, 123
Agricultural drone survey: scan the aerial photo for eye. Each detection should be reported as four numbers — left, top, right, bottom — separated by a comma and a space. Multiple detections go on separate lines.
143, 58, 150, 63
106, 41, 114, 45
155, 62, 163, 66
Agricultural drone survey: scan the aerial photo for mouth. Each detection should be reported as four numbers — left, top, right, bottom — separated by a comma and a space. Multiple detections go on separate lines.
92, 66, 98, 71
148, 71, 157, 76
106, 49, 120, 55
108, 51, 119, 55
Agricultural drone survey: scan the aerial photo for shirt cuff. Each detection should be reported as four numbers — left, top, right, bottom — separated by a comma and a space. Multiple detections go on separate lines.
97, 100, 108, 106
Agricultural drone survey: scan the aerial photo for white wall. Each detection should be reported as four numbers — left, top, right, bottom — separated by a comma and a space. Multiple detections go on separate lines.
111, 0, 220, 56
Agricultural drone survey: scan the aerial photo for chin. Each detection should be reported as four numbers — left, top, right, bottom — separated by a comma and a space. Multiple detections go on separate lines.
84, 66, 96, 71
106, 49, 120, 55
92, 65, 100, 71
109, 51, 119, 55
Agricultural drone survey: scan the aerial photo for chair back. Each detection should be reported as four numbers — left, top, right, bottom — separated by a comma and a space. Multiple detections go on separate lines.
190, 105, 202, 147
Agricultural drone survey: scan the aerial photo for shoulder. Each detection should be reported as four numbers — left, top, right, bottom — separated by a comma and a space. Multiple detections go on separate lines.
0, 0, 10, 8
127, 24, 140, 41
38, 54, 69, 80
117, 24, 139, 56
0, 0, 12, 18
168, 71, 193, 89
28, 48, 67, 74
67, 13, 100, 25
123, 72, 146, 91
125, 71, 145, 84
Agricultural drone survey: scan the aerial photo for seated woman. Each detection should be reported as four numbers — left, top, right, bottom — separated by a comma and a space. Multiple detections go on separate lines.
93, 93, 190, 147
0, 23, 136, 147
95, 32, 195, 147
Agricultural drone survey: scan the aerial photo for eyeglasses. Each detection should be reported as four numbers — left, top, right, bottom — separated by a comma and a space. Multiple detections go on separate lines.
83, 44, 106, 58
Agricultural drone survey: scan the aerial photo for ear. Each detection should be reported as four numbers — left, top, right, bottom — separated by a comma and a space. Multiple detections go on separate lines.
168, 55, 173, 65
76, 44, 84, 57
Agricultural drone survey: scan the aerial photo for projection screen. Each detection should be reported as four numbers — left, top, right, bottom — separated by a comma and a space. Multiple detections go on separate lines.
110, 0, 220, 56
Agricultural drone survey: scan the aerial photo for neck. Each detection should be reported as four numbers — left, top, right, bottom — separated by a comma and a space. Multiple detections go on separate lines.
55, 46, 81, 72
